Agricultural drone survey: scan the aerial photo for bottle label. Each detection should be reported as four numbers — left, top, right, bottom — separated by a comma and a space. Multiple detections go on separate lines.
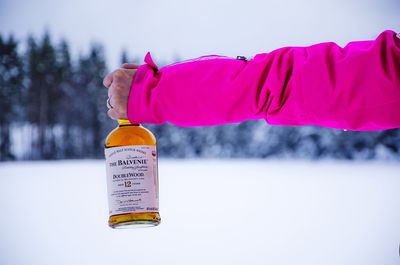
104, 145, 159, 216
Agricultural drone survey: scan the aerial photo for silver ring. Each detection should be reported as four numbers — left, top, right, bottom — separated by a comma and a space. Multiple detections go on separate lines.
107, 97, 113, 109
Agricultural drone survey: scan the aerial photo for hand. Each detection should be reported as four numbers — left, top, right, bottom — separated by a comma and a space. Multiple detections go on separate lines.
103, 63, 140, 120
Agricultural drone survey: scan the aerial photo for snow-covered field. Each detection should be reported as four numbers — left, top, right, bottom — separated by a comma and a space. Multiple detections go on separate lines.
0, 159, 399, 265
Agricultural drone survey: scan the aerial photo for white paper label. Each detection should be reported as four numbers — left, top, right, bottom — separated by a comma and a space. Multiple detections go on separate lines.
105, 145, 159, 216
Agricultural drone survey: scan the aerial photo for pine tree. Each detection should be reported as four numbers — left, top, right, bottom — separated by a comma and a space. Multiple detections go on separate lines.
26, 32, 61, 159
0, 35, 24, 160
73, 44, 108, 158
120, 49, 141, 65
55, 39, 75, 158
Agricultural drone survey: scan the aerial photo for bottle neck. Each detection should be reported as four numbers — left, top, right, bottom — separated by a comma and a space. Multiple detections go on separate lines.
118, 119, 140, 127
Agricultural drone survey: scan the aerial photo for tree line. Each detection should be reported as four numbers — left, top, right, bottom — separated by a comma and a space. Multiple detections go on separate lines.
0, 32, 111, 160
0, 32, 399, 161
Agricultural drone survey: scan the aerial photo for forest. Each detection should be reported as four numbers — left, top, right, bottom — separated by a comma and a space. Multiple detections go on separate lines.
0, 32, 399, 161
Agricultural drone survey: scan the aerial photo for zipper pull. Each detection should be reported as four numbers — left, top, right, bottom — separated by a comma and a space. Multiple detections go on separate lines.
236, 56, 247, 61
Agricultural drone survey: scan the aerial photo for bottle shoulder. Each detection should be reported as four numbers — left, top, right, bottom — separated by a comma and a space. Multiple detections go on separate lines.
105, 125, 156, 147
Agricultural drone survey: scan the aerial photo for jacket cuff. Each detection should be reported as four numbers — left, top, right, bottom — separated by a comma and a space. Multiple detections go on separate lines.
127, 52, 160, 124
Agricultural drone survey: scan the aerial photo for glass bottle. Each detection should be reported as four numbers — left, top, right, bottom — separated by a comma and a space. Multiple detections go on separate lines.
104, 119, 160, 228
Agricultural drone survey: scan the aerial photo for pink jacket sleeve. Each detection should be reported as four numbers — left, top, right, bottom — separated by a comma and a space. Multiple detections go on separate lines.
127, 30, 400, 131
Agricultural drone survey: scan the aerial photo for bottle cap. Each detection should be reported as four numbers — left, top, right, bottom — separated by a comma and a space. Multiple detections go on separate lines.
118, 119, 131, 125
118, 119, 140, 126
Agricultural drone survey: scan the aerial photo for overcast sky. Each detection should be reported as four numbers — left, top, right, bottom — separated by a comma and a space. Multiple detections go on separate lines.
0, 0, 399, 69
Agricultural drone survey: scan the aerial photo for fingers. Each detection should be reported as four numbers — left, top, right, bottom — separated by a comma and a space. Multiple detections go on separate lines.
106, 73, 129, 119
107, 95, 128, 120
108, 95, 128, 112
103, 70, 114, 88
107, 108, 127, 120
103, 64, 138, 88
106, 88, 129, 120
104, 65, 139, 120
107, 70, 137, 97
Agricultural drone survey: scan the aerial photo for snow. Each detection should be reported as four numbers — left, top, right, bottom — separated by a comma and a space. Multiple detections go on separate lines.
0, 159, 399, 265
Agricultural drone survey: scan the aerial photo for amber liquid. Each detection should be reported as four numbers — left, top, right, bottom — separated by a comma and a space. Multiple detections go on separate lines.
105, 120, 161, 228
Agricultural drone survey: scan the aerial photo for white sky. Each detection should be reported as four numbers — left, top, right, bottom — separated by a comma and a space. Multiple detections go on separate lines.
0, 0, 399, 69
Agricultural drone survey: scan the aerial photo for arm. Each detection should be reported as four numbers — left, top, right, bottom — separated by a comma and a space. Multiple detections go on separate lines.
127, 30, 400, 131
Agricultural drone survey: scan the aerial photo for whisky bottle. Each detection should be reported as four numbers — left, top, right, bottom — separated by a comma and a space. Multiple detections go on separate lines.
104, 119, 160, 228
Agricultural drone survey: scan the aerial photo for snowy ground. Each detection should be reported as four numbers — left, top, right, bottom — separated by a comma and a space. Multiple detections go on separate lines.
0, 159, 399, 265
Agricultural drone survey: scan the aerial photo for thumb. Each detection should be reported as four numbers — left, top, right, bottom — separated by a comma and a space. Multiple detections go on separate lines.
121, 63, 140, 69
